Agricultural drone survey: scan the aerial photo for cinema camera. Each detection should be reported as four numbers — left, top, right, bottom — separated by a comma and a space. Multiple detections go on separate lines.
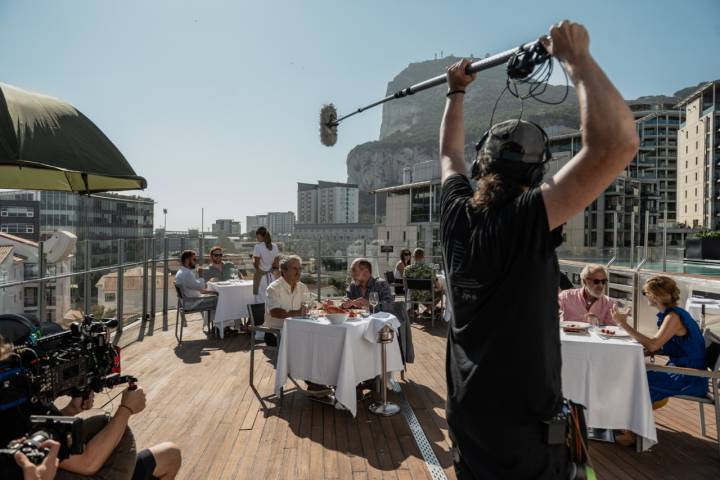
0, 314, 137, 478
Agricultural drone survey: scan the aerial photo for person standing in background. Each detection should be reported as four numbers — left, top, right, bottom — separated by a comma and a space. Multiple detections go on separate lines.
252, 226, 280, 302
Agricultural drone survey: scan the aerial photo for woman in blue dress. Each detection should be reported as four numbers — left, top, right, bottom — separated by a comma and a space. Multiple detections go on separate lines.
611, 275, 707, 445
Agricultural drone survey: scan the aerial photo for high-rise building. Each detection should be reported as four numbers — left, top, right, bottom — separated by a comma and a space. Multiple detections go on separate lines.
0, 191, 154, 266
677, 81, 720, 230
0, 199, 40, 242
211, 219, 242, 236
297, 181, 359, 224
246, 214, 268, 234
548, 104, 690, 250
267, 212, 295, 235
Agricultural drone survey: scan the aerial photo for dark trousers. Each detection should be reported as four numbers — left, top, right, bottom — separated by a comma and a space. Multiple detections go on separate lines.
450, 420, 568, 480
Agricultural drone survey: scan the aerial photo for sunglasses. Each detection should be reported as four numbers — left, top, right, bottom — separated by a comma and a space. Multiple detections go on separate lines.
590, 279, 608, 285
212, 253, 223, 258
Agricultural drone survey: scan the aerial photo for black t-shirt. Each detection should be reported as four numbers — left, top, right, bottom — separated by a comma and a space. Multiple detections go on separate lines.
440, 174, 564, 427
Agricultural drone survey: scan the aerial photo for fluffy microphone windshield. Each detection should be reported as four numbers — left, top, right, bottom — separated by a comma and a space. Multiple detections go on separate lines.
320, 104, 338, 147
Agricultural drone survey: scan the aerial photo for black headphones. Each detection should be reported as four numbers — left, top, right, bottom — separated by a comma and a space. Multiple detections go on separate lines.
470, 120, 552, 188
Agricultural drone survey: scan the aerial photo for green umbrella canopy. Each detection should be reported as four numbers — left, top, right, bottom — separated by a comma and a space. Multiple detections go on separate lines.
0, 82, 146, 193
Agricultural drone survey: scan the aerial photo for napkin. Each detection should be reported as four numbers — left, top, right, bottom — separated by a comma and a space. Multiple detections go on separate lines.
363, 312, 401, 344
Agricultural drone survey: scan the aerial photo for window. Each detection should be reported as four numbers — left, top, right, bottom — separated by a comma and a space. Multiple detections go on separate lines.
685, 160, 688, 168
24, 287, 38, 307
685, 205, 687, 213
402, 231, 406, 242
104, 293, 116, 302
685, 191, 687, 198
695, 204, 698, 212
695, 188, 697, 196
695, 172, 698, 181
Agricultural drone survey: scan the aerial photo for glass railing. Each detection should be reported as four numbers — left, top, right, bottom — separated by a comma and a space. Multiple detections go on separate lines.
3, 234, 720, 341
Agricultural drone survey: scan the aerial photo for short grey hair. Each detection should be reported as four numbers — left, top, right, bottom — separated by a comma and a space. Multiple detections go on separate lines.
279, 254, 302, 272
580, 264, 607, 281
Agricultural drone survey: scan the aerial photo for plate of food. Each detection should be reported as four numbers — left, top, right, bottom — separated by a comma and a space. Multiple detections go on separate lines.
560, 321, 592, 332
597, 325, 631, 338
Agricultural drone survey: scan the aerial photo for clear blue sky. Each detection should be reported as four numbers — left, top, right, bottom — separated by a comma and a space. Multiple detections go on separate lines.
1, 0, 718, 231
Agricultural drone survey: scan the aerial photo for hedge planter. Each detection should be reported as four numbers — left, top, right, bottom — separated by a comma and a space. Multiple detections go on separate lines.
686, 237, 720, 260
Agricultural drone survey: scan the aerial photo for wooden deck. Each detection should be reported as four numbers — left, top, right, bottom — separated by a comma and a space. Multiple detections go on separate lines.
104, 313, 720, 479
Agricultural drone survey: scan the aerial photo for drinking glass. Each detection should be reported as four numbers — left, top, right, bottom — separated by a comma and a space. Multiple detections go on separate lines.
369, 291, 379, 314
230, 269, 238, 281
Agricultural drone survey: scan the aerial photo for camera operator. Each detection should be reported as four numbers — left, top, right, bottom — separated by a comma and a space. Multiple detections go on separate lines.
2, 337, 60, 480
438, 21, 638, 479
0, 333, 181, 480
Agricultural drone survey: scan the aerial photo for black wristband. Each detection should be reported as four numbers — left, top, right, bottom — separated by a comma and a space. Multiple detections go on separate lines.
446, 90, 466, 97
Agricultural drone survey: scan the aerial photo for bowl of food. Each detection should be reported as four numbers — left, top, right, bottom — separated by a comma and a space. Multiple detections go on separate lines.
326, 313, 349, 325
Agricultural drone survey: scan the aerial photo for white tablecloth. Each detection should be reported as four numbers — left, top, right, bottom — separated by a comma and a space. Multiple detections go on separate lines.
206, 280, 254, 338
275, 314, 404, 417
561, 329, 657, 450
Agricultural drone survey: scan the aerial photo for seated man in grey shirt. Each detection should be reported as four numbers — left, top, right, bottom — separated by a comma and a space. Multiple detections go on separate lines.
342, 258, 394, 313
175, 250, 218, 311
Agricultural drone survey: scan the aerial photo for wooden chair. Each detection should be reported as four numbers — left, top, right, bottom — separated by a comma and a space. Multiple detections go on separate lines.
174, 284, 216, 344
403, 277, 439, 327
247, 303, 282, 387
646, 329, 720, 454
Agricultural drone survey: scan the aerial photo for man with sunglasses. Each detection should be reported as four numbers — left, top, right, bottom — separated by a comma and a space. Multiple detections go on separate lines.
203, 246, 237, 282
558, 264, 614, 326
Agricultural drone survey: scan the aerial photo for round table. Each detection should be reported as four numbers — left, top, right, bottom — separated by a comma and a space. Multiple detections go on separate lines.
206, 280, 254, 338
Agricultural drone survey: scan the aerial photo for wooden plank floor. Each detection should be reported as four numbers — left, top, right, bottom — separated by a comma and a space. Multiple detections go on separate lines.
106, 313, 719, 479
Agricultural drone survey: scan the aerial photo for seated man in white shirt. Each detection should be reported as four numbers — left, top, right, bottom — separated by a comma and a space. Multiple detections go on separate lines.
265, 255, 330, 398
175, 250, 218, 312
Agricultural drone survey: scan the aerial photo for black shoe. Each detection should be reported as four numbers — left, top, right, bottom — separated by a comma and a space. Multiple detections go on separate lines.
264, 332, 278, 346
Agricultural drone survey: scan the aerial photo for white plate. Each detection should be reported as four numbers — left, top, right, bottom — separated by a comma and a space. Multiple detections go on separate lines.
560, 321, 591, 331
596, 326, 631, 338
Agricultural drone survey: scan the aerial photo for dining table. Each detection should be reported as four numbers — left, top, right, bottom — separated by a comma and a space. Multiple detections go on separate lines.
561, 327, 657, 451
205, 279, 254, 338
274, 312, 403, 417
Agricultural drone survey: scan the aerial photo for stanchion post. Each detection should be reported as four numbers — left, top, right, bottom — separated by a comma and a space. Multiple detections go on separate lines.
369, 324, 400, 416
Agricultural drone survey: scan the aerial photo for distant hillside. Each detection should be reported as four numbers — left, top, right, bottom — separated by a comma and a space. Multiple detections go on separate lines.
378, 56, 580, 144
345, 55, 712, 221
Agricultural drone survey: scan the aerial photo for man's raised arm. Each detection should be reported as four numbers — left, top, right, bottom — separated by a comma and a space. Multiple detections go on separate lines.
440, 59, 476, 183
540, 20, 639, 230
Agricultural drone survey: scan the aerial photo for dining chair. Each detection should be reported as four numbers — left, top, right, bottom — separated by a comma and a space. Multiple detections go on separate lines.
646, 329, 720, 455
174, 284, 216, 344
403, 277, 439, 327
247, 303, 283, 388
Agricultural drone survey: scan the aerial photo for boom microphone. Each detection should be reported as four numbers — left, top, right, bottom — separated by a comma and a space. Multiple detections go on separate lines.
319, 37, 550, 147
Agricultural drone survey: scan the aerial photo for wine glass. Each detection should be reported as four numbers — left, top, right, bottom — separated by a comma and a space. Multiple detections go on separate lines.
303, 292, 315, 318
369, 291, 379, 314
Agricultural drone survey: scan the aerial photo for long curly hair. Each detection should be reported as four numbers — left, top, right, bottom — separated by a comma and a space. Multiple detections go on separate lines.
470, 154, 524, 212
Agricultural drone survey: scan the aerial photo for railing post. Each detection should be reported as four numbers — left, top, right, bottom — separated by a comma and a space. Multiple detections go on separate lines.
163, 236, 169, 330
317, 239, 321, 301
630, 212, 635, 267
363, 237, 367, 257
150, 237, 157, 322
38, 241, 46, 322
644, 209, 650, 261
84, 240, 91, 315
662, 208, 668, 272
142, 238, 148, 324
117, 239, 124, 335
613, 211, 618, 257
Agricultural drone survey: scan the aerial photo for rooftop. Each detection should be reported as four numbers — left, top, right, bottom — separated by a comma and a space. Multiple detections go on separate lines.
106, 312, 719, 480
0, 232, 38, 247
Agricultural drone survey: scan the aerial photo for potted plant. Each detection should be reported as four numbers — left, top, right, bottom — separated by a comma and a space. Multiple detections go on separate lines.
685, 229, 720, 260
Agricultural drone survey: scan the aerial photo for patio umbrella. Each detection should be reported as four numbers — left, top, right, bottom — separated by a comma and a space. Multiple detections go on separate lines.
0, 82, 146, 193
